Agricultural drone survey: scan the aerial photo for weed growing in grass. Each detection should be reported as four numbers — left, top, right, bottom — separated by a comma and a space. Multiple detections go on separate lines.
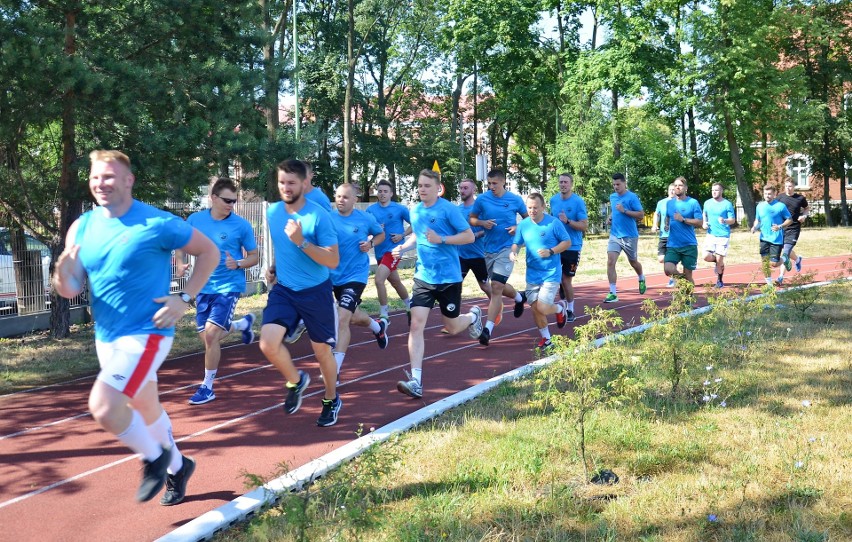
780, 271, 822, 319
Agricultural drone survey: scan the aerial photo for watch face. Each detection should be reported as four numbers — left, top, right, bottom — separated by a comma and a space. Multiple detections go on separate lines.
180, 293, 191, 303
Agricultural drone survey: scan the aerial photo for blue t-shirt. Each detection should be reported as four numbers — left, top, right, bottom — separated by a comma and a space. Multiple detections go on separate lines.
469, 190, 527, 253
305, 187, 333, 212
76, 200, 194, 342
457, 201, 485, 259
549, 193, 587, 251
655, 197, 673, 239
329, 209, 383, 285
411, 198, 472, 284
186, 209, 257, 294
512, 214, 570, 284
703, 198, 735, 238
756, 200, 791, 245
366, 201, 410, 258
267, 199, 338, 289
665, 197, 703, 248
609, 190, 642, 239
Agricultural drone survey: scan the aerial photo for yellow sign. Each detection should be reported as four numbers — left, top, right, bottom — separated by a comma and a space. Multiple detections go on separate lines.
432, 160, 441, 174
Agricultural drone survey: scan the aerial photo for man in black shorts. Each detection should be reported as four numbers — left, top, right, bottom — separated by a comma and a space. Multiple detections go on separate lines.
776, 177, 808, 284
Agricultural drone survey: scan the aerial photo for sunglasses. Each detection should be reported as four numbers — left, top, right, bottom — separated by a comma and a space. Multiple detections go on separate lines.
216, 195, 237, 205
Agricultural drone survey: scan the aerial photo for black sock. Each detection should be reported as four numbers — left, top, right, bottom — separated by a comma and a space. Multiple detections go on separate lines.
718, 273, 723, 281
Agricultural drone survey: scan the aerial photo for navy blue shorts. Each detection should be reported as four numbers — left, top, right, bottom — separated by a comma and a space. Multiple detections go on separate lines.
195, 292, 240, 333
263, 280, 337, 348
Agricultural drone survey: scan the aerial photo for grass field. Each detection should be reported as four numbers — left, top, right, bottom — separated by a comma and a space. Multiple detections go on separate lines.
1, 228, 850, 394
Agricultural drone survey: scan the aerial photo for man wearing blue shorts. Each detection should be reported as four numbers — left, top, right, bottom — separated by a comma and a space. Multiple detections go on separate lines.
181, 177, 259, 405
393, 170, 483, 399
512, 193, 572, 352
330, 183, 390, 381
259, 159, 342, 427
664, 177, 703, 285
549, 173, 588, 322
751, 184, 793, 286
53, 150, 219, 505
469, 168, 528, 346
366, 180, 413, 322
605, 172, 646, 302
702, 182, 736, 288
652, 183, 676, 287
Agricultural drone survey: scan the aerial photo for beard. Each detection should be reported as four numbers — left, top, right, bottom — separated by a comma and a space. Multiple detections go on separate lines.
282, 186, 303, 204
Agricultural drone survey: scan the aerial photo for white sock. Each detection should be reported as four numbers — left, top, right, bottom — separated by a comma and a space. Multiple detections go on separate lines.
116, 410, 162, 461
202, 369, 216, 389
485, 320, 495, 333
231, 317, 248, 331
147, 411, 183, 474
609, 284, 617, 295
567, 301, 575, 312
403, 298, 411, 309
539, 327, 551, 340
368, 319, 381, 333
411, 367, 422, 384
514, 292, 522, 302
766, 277, 773, 285
333, 351, 345, 372
380, 305, 389, 317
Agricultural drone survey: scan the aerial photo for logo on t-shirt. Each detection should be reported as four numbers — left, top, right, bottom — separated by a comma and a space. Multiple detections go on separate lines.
218, 232, 228, 240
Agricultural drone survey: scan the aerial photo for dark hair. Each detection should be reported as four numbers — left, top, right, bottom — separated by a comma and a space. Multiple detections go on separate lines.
277, 159, 307, 181
526, 192, 545, 205
612, 172, 626, 182
559, 173, 573, 182
211, 177, 238, 197
712, 182, 725, 190
302, 160, 314, 173
419, 169, 440, 182
376, 179, 394, 193
487, 169, 505, 181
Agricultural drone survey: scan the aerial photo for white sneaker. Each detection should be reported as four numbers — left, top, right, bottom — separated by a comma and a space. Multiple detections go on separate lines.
468, 306, 484, 339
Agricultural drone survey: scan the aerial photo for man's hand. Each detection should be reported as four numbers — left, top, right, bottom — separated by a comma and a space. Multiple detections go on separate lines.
390, 232, 404, 243
479, 218, 496, 230
559, 210, 568, 224
224, 251, 239, 270
285, 219, 304, 245
615, 203, 625, 213
266, 265, 277, 285
536, 248, 550, 258
425, 228, 442, 244
151, 294, 189, 329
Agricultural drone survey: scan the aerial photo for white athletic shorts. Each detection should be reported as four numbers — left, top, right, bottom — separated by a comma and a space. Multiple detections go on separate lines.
703, 234, 730, 257
525, 282, 560, 306
95, 334, 174, 398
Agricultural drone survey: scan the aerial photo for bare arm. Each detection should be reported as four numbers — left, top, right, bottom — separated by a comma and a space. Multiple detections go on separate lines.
53, 220, 86, 298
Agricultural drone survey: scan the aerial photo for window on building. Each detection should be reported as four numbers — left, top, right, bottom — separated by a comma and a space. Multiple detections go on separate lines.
786, 155, 810, 189
844, 92, 852, 111
846, 161, 852, 188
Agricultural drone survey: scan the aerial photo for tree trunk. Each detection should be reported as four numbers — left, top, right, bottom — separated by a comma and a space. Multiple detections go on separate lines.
687, 104, 699, 185
723, 106, 756, 224
344, 0, 356, 184
822, 127, 833, 226
839, 161, 849, 226
611, 88, 620, 161
261, 0, 285, 202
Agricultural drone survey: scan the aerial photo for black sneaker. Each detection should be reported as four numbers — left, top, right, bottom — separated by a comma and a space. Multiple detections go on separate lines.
160, 455, 196, 506
136, 447, 170, 502
566, 309, 575, 323
478, 327, 491, 346
514, 292, 527, 318
317, 395, 342, 427
283, 370, 311, 414
374, 318, 390, 349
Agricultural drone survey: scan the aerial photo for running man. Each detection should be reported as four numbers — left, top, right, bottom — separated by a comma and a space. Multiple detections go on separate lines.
548, 173, 588, 322
469, 168, 528, 346
702, 182, 736, 288
651, 183, 676, 287
750, 184, 793, 286
457, 179, 492, 299
605, 172, 646, 302
776, 178, 808, 284
303, 161, 333, 212
393, 169, 484, 399
511, 193, 572, 352
330, 183, 390, 381
663, 177, 703, 285
180, 177, 258, 406
258, 159, 342, 427
366, 179, 413, 323
53, 150, 219, 505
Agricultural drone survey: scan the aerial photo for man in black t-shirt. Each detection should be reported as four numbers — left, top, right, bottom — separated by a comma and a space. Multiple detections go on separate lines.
776, 178, 808, 283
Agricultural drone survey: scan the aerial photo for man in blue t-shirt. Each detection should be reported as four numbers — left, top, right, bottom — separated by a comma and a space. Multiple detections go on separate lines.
664, 177, 704, 285
180, 177, 259, 406
469, 169, 528, 346
259, 159, 342, 427
549, 173, 588, 322
329, 183, 389, 380
651, 183, 676, 287
53, 150, 219, 506
751, 184, 793, 286
393, 170, 484, 399
457, 179, 492, 298
512, 193, 572, 353
366, 180, 413, 322
702, 182, 737, 288
302, 161, 333, 212
605, 172, 646, 302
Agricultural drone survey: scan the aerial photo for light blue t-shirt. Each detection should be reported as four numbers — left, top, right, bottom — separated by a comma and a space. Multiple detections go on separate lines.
305, 187, 333, 212
457, 201, 485, 259
469, 190, 527, 253
665, 197, 703, 248
703, 198, 735, 238
411, 198, 472, 284
655, 197, 673, 239
186, 209, 257, 294
76, 201, 194, 342
549, 193, 587, 251
609, 190, 642, 239
756, 200, 791, 245
512, 214, 570, 284
267, 199, 338, 289
329, 209, 383, 285
366, 201, 410, 258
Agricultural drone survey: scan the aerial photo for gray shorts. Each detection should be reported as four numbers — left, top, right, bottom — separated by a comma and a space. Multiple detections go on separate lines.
607, 235, 639, 261
526, 282, 559, 306
485, 247, 515, 283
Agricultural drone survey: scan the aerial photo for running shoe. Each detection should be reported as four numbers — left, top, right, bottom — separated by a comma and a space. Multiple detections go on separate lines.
795, 256, 803, 272
440, 327, 449, 334
188, 385, 215, 405
478, 326, 491, 346
317, 395, 343, 427
667, 278, 675, 288
283, 370, 310, 414
241, 313, 255, 344
160, 455, 196, 506
374, 318, 390, 349
783, 253, 792, 271
535, 338, 553, 352
604, 293, 618, 303
137, 447, 170, 502
514, 292, 527, 318
396, 370, 423, 399
639, 279, 647, 295
555, 301, 568, 329
776, 276, 784, 285
715, 280, 724, 289
566, 309, 575, 323
468, 306, 484, 339
284, 320, 307, 344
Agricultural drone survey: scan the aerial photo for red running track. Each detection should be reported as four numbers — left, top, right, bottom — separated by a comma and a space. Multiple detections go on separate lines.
1, 256, 848, 542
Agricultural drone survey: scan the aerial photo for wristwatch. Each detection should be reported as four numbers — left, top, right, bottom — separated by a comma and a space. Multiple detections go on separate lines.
548, 248, 555, 257
298, 240, 309, 250
176, 291, 193, 304
236, 259, 243, 269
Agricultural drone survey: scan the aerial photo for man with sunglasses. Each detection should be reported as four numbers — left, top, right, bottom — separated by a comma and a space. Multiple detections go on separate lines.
179, 177, 259, 406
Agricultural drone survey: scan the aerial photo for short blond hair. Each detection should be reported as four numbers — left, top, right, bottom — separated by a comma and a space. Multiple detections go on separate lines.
89, 150, 131, 169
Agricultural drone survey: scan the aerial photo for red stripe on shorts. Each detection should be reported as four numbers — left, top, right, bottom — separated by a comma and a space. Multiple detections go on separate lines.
124, 334, 165, 398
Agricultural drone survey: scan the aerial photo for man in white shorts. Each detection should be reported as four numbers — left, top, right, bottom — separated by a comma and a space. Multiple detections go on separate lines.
702, 182, 736, 288
605, 173, 646, 302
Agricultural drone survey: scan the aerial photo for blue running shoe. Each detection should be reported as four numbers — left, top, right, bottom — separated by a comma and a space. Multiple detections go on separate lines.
284, 320, 307, 344
795, 256, 802, 272
317, 395, 343, 427
188, 385, 215, 405
284, 370, 310, 414
241, 313, 255, 344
